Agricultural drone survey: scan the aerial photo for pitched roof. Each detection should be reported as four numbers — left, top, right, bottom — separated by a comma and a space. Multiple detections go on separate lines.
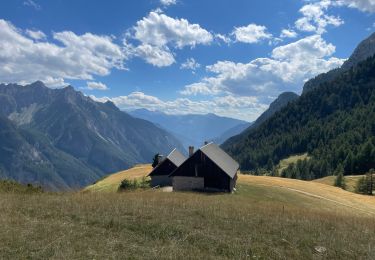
167, 148, 186, 167
200, 142, 239, 179
148, 148, 186, 177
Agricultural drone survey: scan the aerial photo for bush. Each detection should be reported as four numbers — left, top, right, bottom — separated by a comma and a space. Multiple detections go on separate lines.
355, 177, 368, 194
118, 177, 150, 192
334, 172, 346, 190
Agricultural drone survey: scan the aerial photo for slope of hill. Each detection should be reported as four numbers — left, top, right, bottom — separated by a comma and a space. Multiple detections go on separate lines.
0, 82, 184, 190
83, 164, 375, 216
129, 109, 249, 148
0, 179, 43, 194
223, 54, 375, 178
2, 175, 375, 259
222, 91, 299, 145
84, 164, 152, 192
213, 122, 252, 144
251, 92, 299, 130
313, 175, 365, 193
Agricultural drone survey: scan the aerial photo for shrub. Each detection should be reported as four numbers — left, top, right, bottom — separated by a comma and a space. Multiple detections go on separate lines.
334, 165, 346, 190
118, 177, 150, 192
355, 177, 368, 194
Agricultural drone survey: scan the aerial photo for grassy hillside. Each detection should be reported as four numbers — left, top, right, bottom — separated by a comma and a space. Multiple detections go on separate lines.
84, 164, 152, 192
313, 175, 366, 193
1, 175, 375, 259
0, 180, 43, 194
276, 153, 310, 175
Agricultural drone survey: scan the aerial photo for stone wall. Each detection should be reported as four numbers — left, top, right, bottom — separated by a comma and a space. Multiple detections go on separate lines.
172, 176, 204, 191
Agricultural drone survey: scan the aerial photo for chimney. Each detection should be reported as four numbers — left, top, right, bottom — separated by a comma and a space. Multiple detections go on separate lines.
188, 146, 194, 157
157, 154, 164, 165
204, 141, 209, 145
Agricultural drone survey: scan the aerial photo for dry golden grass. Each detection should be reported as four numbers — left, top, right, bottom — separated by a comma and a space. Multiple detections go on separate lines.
84, 164, 152, 192
3, 168, 375, 258
313, 175, 364, 193
1, 184, 375, 259
239, 174, 375, 217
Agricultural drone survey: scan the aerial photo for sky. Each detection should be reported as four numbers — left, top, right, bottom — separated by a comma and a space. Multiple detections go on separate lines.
0, 0, 375, 121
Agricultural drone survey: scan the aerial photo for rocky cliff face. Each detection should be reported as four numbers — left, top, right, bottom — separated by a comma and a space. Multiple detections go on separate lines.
0, 82, 184, 190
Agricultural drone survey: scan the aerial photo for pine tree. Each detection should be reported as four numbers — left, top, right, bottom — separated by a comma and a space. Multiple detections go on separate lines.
152, 153, 160, 168
366, 169, 374, 195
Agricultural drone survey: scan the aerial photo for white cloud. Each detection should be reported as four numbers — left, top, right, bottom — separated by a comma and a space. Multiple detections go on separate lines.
180, 82, 220, 95
87, 81, 108, 90
0, 19, 126, 87
91, 92, 267, 121
25, 29, 46, 40
181, 35, 345, 97
232, 24, 272, 43
160, 0, 177, 6
133, 11, 213, 48
339, 0, 375, 13
295, 1, 344, 34
280, 29, 298, 38
215, 33, 232, 44
180, 58, 201, 71
128, 10, 213, 67
23, 0, 41, 10
135, 44, 175, 67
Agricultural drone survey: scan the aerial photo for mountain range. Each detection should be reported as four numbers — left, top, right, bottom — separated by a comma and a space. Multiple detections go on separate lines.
0, 82, 184, 190
129, 109, 251, 148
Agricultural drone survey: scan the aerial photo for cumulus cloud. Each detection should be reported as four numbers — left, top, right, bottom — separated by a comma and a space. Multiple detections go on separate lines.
0, 19, 126, 87
127, 10, 213, 67
180, 58, 201, 71
181, 35, 345, 97
280, 29, 298, 38
160, 0, 177, 6
134, 44, 175, 67
91, 92, 267, 121
87, 81, 108, 90
133, 11, 213, 48
295, 1, 344, 34
232, 24, 272, 43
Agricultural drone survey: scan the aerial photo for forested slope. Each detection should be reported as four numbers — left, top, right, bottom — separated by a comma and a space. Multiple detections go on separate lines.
223, 55, 375, 179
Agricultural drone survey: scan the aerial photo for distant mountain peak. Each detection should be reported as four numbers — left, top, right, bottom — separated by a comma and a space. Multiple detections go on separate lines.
30, 80, 46, 86
342, 32, 375, 70
270, 92, 299, 109
104, 100, 119, 111
303, 32, 375, 94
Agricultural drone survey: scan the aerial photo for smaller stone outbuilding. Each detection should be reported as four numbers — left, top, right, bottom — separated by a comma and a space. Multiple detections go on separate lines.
148, 149, 186, 187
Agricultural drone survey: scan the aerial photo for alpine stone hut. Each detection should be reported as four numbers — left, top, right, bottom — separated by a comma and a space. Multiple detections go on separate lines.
169, 142, 239, 192
148, 148, 186, 187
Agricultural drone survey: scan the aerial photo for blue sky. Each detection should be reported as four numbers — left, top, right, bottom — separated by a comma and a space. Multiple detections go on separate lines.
0, 0, 374, 121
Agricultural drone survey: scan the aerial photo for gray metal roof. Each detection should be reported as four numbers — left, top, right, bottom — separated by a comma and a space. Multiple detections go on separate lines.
167, 148, 186, 167
200, 142, 239, 179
